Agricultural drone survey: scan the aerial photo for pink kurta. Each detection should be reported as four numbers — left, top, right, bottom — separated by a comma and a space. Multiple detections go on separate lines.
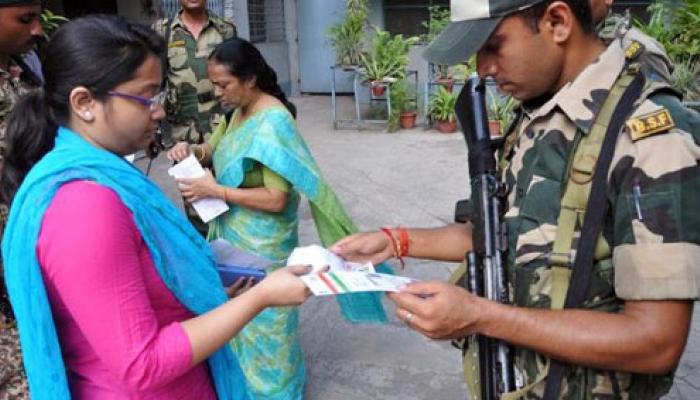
37, 181, 216, 399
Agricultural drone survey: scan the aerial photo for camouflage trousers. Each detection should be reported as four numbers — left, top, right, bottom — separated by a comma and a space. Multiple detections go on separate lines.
0, 317, 28, 400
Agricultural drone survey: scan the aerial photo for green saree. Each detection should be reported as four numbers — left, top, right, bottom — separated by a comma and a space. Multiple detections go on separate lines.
208, 107, 389, 400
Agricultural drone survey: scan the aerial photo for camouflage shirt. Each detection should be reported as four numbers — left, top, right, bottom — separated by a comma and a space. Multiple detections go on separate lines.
153, 12, 236, 144
0, 58, 34, 161
499, 39, 700, 399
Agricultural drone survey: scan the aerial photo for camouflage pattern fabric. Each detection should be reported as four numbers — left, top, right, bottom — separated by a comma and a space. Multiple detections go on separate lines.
496, 38, 700, 399
0, 317, 28, 400
0, 58, 32, 400
0, 58, 33, 161
598, 12, 674, 85
153, 11, 236, 144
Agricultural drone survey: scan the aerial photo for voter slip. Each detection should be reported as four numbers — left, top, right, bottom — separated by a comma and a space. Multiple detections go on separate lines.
167, 154, 229, 223
301, 271, 415, 296
287, 245, 374, 273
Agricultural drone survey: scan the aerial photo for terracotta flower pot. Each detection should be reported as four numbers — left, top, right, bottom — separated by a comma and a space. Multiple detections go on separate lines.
399, 112, 417, 129
370, 81, 386, 96
488, 120, 502, 136
436, 78, 454, 93
436, 119, 457, 134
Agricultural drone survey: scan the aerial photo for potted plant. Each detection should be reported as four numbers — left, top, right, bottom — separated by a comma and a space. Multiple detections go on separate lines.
429, 86, 458, 133
360, 28, 419, 97
389, 78, 417, 130
636, 0, 699, 101
486, 93, 517, 136
326, 0, 368, 68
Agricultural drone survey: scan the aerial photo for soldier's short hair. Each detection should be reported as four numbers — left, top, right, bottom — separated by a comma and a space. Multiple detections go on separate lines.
519, 0, 595, 34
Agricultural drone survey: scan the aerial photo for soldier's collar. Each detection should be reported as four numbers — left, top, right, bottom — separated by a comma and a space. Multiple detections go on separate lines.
526, 39, 626, 135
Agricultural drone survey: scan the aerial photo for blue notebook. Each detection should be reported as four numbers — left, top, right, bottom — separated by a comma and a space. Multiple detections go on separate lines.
216, 264, 267, 286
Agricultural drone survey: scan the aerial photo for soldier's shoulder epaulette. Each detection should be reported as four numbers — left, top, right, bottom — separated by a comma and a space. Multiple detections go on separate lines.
211, 16, 237, 38
624, 39, 645, 62
151, 18, 168, 34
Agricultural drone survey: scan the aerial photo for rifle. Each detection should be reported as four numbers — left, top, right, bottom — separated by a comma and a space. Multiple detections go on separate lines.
454, 74, 515, 399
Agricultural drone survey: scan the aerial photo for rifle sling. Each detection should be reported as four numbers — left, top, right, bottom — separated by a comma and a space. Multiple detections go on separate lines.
541, 71, 645, 400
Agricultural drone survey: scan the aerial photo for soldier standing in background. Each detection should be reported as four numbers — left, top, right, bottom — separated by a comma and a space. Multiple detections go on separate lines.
153, 0, 236, 235
0, 1, 42, 397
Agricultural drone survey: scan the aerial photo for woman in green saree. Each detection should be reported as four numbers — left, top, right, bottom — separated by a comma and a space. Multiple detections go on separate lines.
167, 38, 389, 400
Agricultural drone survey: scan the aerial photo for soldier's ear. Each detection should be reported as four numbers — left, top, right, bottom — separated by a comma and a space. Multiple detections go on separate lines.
544, 1, 573, 44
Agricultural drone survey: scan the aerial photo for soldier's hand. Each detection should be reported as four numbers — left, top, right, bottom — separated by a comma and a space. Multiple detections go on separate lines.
167, 141, 191, 162
330, 231, 394, 265
387, 281, 483, 340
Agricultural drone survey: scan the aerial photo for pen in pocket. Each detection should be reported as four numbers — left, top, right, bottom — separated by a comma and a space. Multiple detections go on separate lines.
633, 180, 643, 221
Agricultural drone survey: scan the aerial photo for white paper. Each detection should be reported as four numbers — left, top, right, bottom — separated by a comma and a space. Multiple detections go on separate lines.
287, 245, 374, 273
167, 154, 229, 223
301, 271, 415, 296
209, 239, 274, 270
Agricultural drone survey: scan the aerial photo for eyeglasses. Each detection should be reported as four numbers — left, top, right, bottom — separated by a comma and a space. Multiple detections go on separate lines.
107, 90, 166, 112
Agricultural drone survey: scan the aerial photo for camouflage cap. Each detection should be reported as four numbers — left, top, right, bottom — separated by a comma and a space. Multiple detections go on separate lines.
423, 0, 545, 65
0, 0, 40, 6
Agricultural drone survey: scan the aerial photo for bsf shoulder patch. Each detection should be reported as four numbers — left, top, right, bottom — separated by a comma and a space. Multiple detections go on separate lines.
626, 109, 675, 141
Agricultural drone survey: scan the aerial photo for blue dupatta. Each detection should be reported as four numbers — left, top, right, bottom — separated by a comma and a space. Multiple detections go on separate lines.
2, 127, 248, 399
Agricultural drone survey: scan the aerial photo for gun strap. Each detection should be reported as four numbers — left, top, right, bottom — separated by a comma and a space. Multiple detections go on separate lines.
541, 69, 645, 400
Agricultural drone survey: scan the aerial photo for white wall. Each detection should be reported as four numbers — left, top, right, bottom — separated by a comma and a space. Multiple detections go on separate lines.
258, 41, 291, 95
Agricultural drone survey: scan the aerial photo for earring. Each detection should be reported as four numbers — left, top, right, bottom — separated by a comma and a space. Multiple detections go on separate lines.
84, 111, 93, 119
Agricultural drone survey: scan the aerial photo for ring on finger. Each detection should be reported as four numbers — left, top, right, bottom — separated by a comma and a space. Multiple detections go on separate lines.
404, 312, 414, 326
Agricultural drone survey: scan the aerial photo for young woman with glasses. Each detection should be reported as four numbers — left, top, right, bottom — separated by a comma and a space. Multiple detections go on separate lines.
0, 15, 311, 399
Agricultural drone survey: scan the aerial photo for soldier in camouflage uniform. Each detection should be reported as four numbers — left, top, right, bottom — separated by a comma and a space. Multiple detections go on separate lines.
0, 1, 42, 398
152, 0, 236, 145
332, 0, 700, 399
152, 0, 235, 235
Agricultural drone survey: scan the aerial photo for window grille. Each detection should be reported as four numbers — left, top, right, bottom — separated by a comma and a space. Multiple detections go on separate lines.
248, 0, 285, 43
383, 0, 449, 37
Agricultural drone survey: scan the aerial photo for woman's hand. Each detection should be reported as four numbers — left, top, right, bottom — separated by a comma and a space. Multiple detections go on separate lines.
330, 231, 393, 265
167, 141, 191, 162
254, 265, 312, 307
177, 169, 221, 203
225, 277, 256, 298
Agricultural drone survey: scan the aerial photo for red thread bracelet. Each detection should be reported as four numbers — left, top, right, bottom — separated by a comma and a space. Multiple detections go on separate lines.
380, 227, 405, 269
397, 226, 408, 257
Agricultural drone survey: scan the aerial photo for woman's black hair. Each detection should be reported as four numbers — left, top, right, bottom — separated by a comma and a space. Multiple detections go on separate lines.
209, 37, 297, 119
0, 14, 165, 204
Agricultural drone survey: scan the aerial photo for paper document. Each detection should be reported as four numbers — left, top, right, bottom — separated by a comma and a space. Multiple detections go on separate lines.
301, 271, 415, 296
287, 245, 374, 273
168, 154, 229, 223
